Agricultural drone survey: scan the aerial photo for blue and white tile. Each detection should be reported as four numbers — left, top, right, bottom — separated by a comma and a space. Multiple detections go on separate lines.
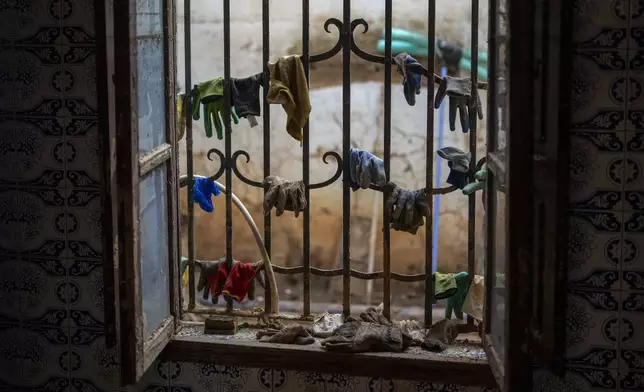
573, 0, 630, 49
65, 118, 100, 188
620, 369, 644, 391
0, 117, 66, 187
19, 326, 71, 389
622, 212, 644, 290
620, 292, 644, 370
533, 367, 619, 391
69, 328, 119, 392
19, 257, 68, 328
567, 211, 622, 290
0, 0, 62, 45
66, 188, 103, 258
168, 362, 256, 392
60, 0, 96, 44
0, 46, 64, 117
566, 289, 620, 368
62, 45, 97, 116
569, 133, 624, 210
67, 259, 104, 329
571, 50, 627, 131
0, 187, 66, 255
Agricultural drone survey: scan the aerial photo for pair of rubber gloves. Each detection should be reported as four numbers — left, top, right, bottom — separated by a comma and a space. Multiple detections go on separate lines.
192, 77, 240, 140
435, 75, 484, 133
196, 258, 264, 304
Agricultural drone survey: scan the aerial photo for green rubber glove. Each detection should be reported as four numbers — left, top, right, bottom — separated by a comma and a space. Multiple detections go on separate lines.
192, 78, 240, 139
462, 169, 487, 195
445, 271, 469, 320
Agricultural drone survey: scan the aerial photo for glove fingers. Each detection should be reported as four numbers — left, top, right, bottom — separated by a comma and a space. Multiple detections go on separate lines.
404, 196, 414, 225
459, 104, 469, 133
448, 99, 457, 131
434, 80, 447, 109
263, 185, 279, 216
202, 280, 210, 301
203, 105, 214, 138
213, 108, 224, 140
276, 185, 288, 216
231, 106, 240, 124
477, 94, 484, 120
290, 188, 300, 217
393, 191, 408, 221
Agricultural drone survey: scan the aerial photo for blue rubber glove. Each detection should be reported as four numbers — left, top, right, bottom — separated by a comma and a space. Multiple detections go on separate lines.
193, 177, 221, 212
393, 53, 424, 106
349, 148, 386, 191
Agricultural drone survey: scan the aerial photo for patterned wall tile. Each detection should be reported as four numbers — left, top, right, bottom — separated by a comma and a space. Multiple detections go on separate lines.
60, 0, 95, 44
66, 188, 103, 258
566, 289, 620, 368
620, 291, 644, 370
65, 118, 101, 188
0, 0, 62, 44
533, 367, 619, 392
62, 45, 98, 117
571, 50, 627, 131
569, 133, 625, 210
69, 328, 119, 392
168, 362, 258, 392
19, 257, 68, 328
572, 0, 630, 50
0, 257, 22, 323
632, 0, 644, 40
628, 50, 644, 129
0, 117, 66, 188
622, 212, 644, 291
132, 360, 173, 392
568, 211, 622, 289
19, 327, 71, 389
68, 259, 104, 329
0, 323, 24, 386
620, 369, 644, 391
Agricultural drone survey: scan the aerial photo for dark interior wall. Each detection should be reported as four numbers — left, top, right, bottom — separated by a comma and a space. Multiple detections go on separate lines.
0, 1, 642, 391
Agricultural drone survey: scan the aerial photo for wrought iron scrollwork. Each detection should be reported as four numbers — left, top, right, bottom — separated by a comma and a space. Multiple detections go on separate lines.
310, 18, 343, 63
309, 151, 343, 189
205, 148, 227, 181
230, 150, 264, 187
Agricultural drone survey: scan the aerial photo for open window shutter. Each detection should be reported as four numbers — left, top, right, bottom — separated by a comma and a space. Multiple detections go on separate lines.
111, 0, 181, 386
528, 0, 571, 374
482, 0, 536, 390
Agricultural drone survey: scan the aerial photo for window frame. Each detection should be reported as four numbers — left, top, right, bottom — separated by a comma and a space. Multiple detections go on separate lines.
98, 0, 571, 388
104, 0, 181, 386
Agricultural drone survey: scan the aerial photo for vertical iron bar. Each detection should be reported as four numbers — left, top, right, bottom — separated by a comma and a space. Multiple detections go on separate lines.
342, 0, 351, 318
302, 0, 311, 316
223, 0, 233, 273
184, 0, 195, 310
467, 0, 480, 329
425, 0, 436, 327
262, 0, 272, 313
382, 0, 392, 319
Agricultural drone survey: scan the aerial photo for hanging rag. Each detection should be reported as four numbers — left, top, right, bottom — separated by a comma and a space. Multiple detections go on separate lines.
384, 182, 430, 234
444, 271, 470, 320
176, 93, 187, 141
192, 77, 240, 139
349, 148, 387, 191
257, 324, 315, 345
266, 55, 311, 143
261, 175, 307, 217
437, 147, 471, 189
421, 318, 460, 352
222, 261, 263, 302
320, 320, 411, 353
231, 72, 263, 128
462, 274, 485, 322
434, 75, 484, 133
196, 258, 229, 304
193, 176, 221, 213
393, 52, 424, 106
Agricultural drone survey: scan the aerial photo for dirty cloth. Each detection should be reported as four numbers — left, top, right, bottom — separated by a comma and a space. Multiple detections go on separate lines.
321, 321, 409, 353
384, 182, 430, 235
257, 324, 315, 345
222, 261, 262, 302
192, 77, 240, 139
393, 52, 424, 106
231, 72, 263, 128
434, 75, 484, 133
463, 274, 485, 322
349, 148, 387, 191
193, 177, 221, 213
262, 175, 307, 217
267, 55, 311, 143
176, 92, 187, 141
421, 318, 460, 352
437, 146, 471, 189
313, 312, 344, 338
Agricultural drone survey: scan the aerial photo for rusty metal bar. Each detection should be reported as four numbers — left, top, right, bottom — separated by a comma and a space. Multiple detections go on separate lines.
302, 0, 311, 317
223, 0, 233, 294
382, 0, 393, 320
467, 0, 480, 329
425, 0, 437, 328
262, 0, 273, 313
342, 0, 351, 318
184, 0, 196, 311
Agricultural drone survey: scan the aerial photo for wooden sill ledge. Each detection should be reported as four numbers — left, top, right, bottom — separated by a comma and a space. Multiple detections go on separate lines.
160, 325, 496, 387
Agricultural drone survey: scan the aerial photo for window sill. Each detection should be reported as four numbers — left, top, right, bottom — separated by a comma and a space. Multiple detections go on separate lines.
160, 324, 496, 387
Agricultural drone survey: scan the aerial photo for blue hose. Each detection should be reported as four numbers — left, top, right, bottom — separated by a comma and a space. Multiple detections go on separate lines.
432, 66, 447, 296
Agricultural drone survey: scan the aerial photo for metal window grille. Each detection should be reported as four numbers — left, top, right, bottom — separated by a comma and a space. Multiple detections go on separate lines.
180, 0, 488, 328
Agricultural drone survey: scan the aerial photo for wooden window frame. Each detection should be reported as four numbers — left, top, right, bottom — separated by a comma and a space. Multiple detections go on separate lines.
96, 0, 571, 388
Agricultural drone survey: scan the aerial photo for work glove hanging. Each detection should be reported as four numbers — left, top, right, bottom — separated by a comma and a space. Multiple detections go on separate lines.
192, 77, 240, 139
222, 261, 264, 302
393, 52, 425, 106
196, 259, 229, 304
262, 175, 307, 217
193, 177, 221, 213
349, 148, 386, 191
321, 321, 410, 353
437, 147, 472, 189
462, 169, 487, 196
384, 182, 430, 235
434, 76, 484, 133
